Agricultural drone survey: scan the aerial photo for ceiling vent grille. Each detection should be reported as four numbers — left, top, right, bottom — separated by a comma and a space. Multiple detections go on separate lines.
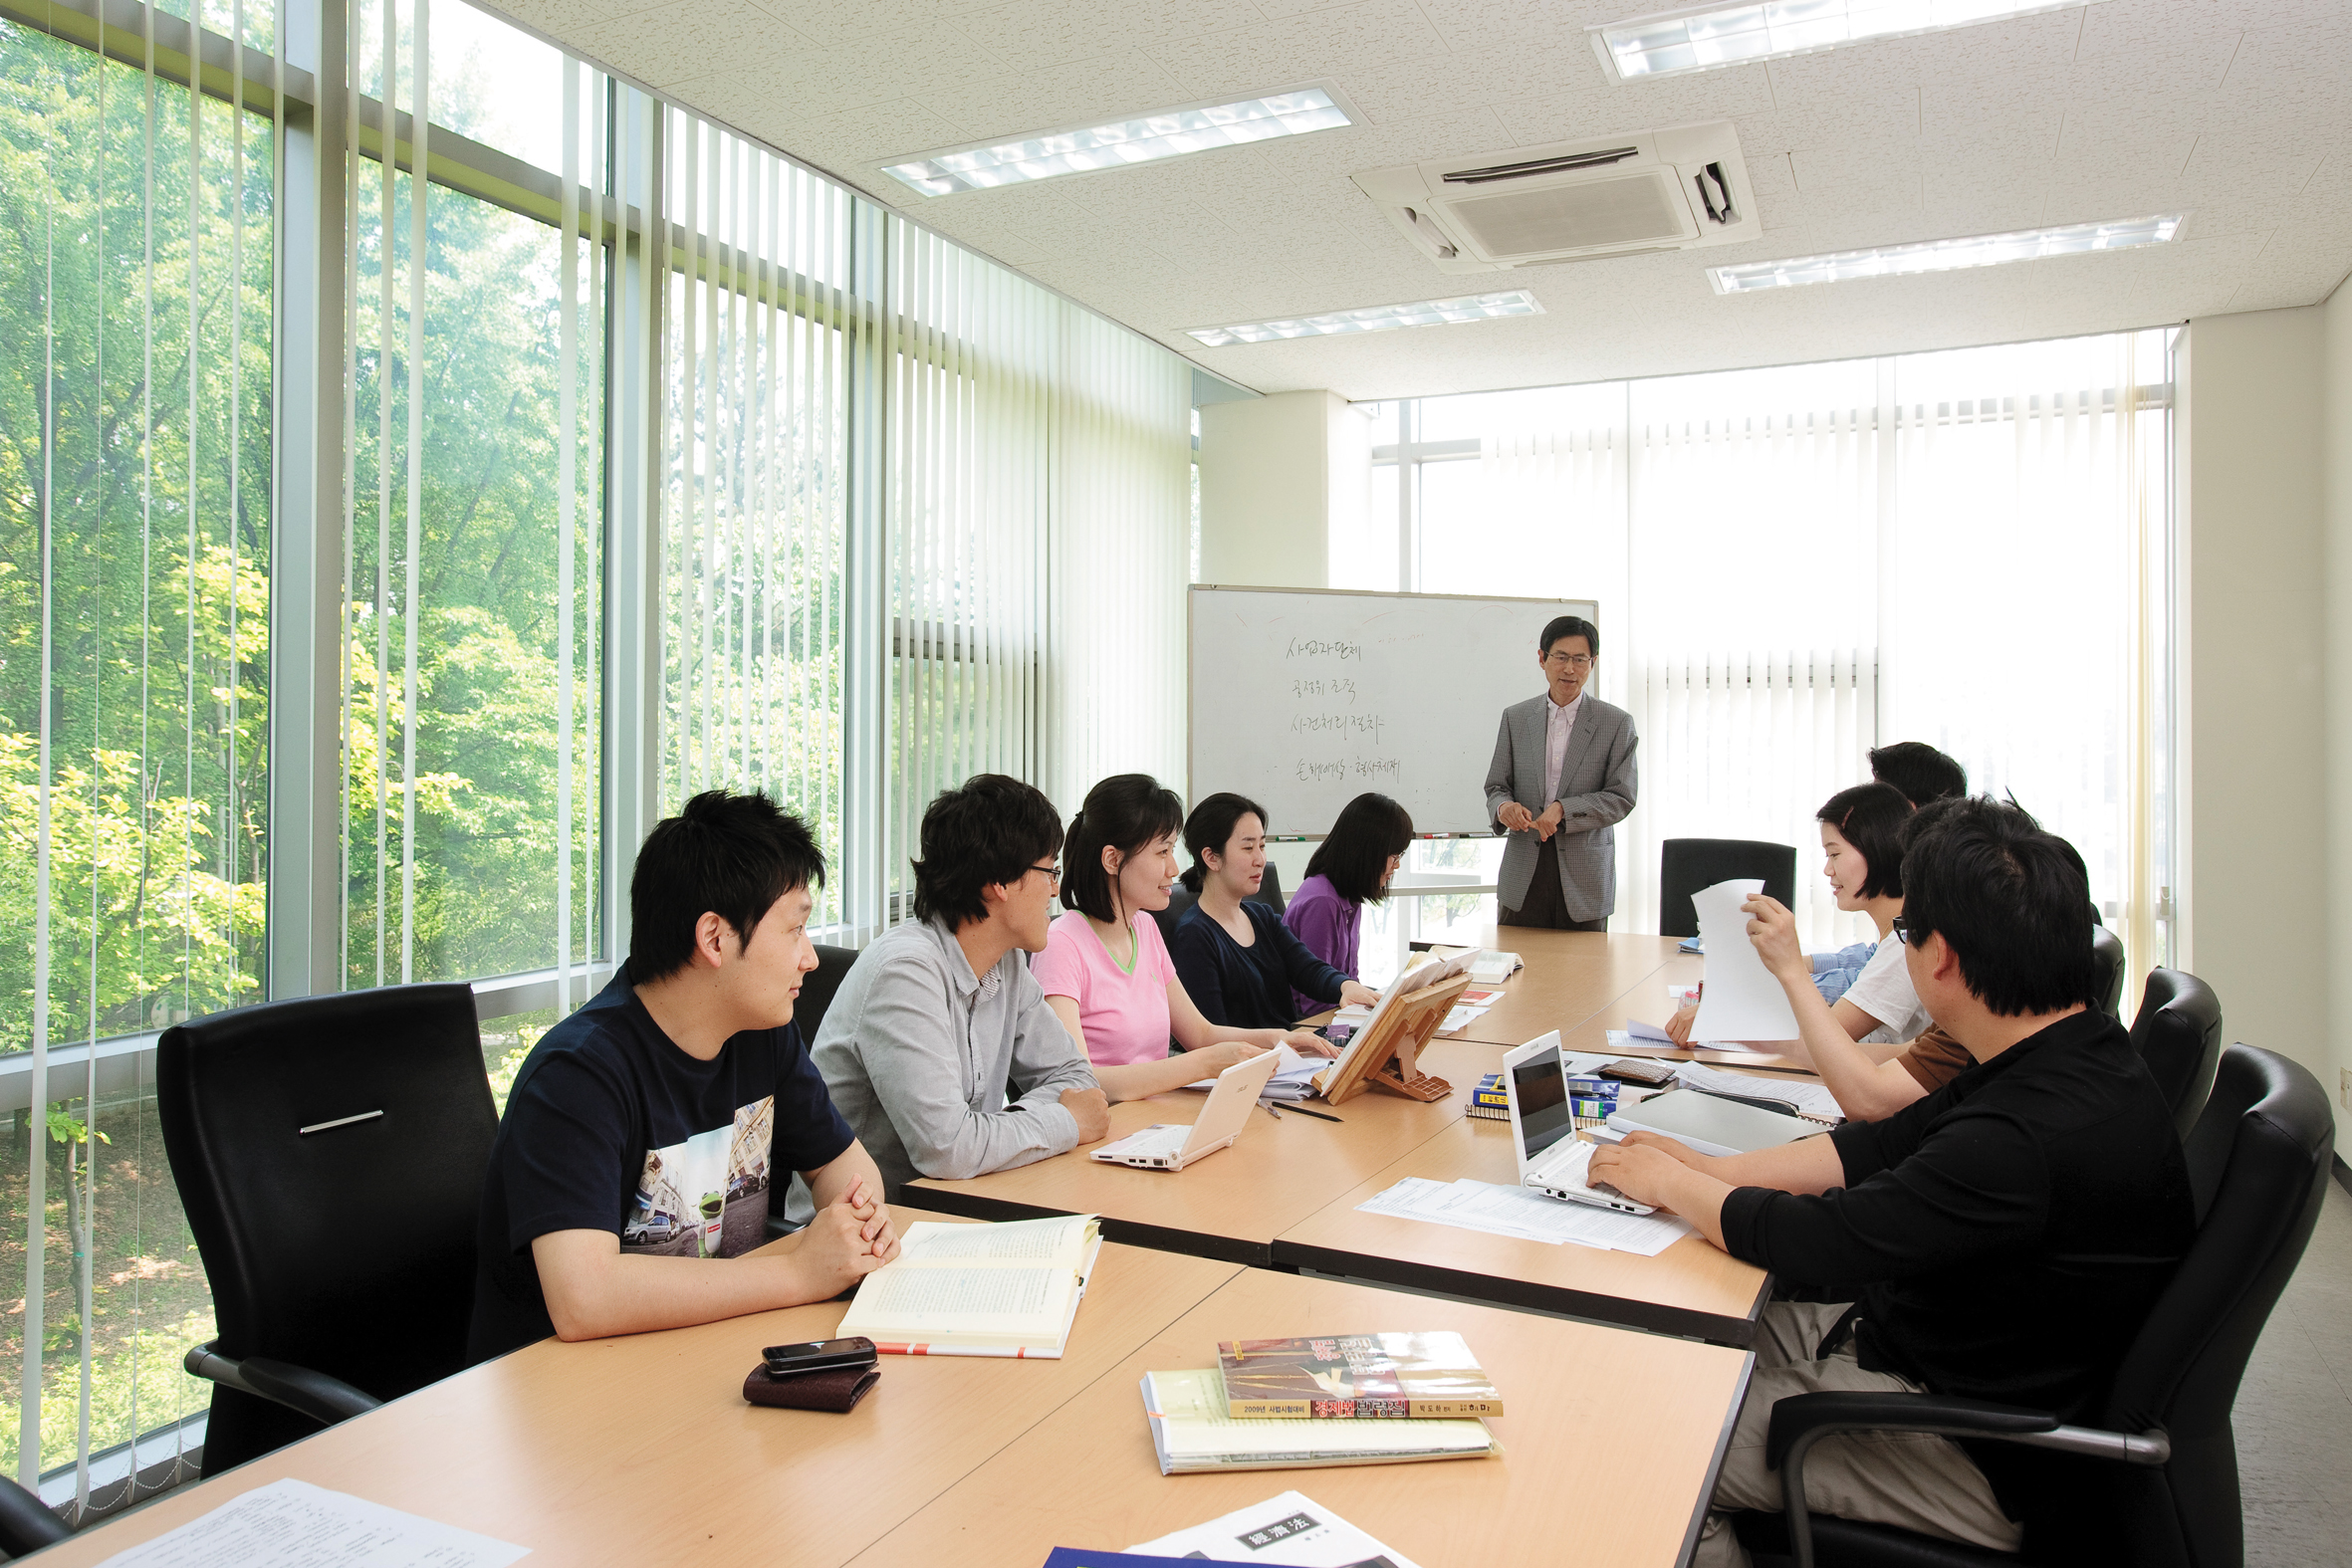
1353, 121, 1759, 274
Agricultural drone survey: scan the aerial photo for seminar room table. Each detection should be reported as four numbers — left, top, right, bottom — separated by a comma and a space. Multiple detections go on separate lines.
33, 1214, 1755, 1568
856, 1265, 1755, 1568
26, 1209, 1242, 1568
909, 934, 1662, 1264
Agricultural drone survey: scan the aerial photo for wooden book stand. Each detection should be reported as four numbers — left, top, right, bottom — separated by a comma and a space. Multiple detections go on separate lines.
1310, 972, 1472, 1107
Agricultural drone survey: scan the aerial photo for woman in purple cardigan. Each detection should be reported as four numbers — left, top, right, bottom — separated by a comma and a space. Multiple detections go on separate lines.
1284, 793, 1414, 1015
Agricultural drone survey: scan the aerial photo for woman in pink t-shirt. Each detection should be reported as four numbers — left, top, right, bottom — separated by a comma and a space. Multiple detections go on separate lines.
1033, 775, 1334, 1101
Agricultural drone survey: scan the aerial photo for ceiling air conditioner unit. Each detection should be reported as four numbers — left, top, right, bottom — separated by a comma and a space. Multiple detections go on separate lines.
1352, 121, 1759, 273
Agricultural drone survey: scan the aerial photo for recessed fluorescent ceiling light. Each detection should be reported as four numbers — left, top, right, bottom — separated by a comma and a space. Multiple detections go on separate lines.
881, 89, 1351, 196
1593, 0, 2104, 82
1709, 215, 2182, 294
1185, 291, 1542, 347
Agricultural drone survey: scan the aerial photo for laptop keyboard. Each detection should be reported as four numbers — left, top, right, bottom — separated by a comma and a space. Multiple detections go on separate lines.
1537, 1139, 1633, 1204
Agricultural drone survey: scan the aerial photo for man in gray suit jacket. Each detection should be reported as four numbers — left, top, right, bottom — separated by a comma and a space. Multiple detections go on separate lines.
1483, 615, 1639, 931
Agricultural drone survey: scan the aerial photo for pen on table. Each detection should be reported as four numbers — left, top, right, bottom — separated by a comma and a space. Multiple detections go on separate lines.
1261, 1101, 1283, 1120
1275, 1102, 1344, 1124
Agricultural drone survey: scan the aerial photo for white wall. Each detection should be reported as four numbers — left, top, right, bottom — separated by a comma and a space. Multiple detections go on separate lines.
2325, 288, 2352, 1153
2178, 309, 2333, 1123
1197, 389, 1345, 588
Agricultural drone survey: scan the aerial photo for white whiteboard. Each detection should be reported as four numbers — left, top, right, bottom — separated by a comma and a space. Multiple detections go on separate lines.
1187, 585, 1600, 838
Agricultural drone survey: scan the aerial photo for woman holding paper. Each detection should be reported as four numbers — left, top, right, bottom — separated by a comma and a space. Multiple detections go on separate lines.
1034, 775, 1336, 1103
1667, 783, 1932, 1059
1169, 792, 1381, 1029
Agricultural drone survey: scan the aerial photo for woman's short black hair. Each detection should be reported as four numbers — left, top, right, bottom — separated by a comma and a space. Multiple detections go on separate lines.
1815, 782, 1913, 900
910, 774, 1064, 930
1538, 614, 1599, 658
1180, 791, 1270, 894
1898, 795, 2097, 1016
630, 789, 827, 982
1868, 741, 1968, 807
1303, 792, 1415, 905
1061, 774, 1185, 923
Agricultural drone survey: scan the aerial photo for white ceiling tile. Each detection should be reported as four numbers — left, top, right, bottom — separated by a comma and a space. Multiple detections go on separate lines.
480, 0, 654, 37
910, 53, 1195, 144
949, 0, 1271, 70
749, 0, 1008, 50
1142, 0, 1450, 101
565, 0, 823, 89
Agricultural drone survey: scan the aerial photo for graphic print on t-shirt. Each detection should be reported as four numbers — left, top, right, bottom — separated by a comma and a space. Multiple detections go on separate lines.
621, 1096, 774, 1258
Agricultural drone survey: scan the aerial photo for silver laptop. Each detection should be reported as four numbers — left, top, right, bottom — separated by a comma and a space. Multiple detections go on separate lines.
1504, 1032, 1656, 1216
1087, 1050, 1282, 1171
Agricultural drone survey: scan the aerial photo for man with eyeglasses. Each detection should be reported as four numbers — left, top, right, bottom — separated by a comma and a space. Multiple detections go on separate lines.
804, 774, 1109, 1206
1590, 796, 2193, 1563
1483, 614, 1640, 932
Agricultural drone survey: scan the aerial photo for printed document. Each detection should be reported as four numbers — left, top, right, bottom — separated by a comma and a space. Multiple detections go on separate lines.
94, 1477, 529, 1568
1689, 879, 1799, 1042
1127, 1489, 1426, 1568
1355, 1176, 1692, 1257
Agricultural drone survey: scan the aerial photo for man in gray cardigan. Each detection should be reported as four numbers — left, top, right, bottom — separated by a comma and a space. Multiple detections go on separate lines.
1483, 615, 1640, 931
808, 775, 1109, 1202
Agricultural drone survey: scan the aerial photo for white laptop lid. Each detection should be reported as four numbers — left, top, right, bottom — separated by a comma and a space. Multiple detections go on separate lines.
1503, 1031, 1580, 1181
1179, 1049, 1283, 1159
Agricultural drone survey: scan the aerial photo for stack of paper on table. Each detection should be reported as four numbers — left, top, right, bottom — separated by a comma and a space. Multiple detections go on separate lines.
1118, 1490, 1427, 1568
1674, 1061, 1845, 1125
1355, 1175, 1692, 1255
86, 1477, 529, 1568
835, 1214, 1101, 1357
1187, 1042, 1323, 1101
1138, 1370, 1500, 1474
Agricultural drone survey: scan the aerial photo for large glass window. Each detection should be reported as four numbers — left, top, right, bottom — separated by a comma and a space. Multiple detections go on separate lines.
0, 17, 271, 1483
1379, 331, 2175, 980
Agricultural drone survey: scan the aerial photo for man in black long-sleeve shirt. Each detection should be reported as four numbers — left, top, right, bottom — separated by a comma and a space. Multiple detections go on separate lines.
1593, 797, 2193, 1566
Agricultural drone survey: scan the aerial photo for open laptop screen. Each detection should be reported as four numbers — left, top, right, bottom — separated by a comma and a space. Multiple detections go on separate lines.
1510, 1050, 1576, 1159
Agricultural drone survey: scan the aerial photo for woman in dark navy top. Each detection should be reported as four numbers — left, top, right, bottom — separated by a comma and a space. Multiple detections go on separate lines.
1170, 792, 1381, 1029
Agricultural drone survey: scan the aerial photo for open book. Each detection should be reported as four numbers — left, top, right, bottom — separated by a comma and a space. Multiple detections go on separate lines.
835, 1214, 1102, 1358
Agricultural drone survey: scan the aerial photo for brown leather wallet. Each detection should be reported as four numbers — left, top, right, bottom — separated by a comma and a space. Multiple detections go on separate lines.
742, 1363, 880, 1413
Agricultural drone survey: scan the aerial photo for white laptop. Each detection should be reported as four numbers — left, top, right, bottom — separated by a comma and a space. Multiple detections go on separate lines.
1088, 1050, 1282, 1171
1504, 1032, 1657, 1216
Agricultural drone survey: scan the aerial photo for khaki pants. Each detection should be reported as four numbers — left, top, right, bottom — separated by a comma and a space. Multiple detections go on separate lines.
1692, 1301, 2024, 1568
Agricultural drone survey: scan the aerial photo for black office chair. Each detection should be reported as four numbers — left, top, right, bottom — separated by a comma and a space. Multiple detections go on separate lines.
2089, 924, 2125, 1018
1657, 838, 1797, 939
1736, 1044, 2334, 1568
2132, 970, 2226, 1143
798, 943, 861, 1045
1151, 865, 1288, 950
0, 1474, 67, 1558
1152, 884, 1200, 949
158, 984, 498, 1475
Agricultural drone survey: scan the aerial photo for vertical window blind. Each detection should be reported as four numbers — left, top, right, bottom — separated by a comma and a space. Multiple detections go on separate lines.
0, 4, 276, 1504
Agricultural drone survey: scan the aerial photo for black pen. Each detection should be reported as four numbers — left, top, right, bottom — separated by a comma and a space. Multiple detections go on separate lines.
1276, 1102, 1344, 1124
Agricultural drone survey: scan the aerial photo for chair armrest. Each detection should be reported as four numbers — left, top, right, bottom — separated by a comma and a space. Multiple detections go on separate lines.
1767, 1392, 2169, 1568
184, 1343, 383, 1428
1765, 1391, 2057, 1469
0, 1475, 69, 1556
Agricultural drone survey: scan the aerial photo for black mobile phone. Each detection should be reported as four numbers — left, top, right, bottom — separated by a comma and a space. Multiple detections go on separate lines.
1598, 1057, 1678, 1087
762, 1336, 877, 1377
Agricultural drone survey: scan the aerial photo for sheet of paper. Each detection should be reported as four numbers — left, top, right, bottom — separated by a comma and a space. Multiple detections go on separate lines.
1674, 1062, 1844, 1123
94, 1478, 530, 1568
1437, 1003, 1490, 1033
1187, 1043, 1325, 1093
1354, 1177, 1692, 1257
1127, 1489, 1427, 1568
1625, 1017, 1674, 1043
1688, 879, 1800, 1043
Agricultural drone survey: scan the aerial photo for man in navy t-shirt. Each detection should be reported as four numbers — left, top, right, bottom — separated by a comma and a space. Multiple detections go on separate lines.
468, 791, 900, 1362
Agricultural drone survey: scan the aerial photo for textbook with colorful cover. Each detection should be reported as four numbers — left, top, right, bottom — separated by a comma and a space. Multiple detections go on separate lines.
1215, 1332, 1503, 1419
1466, 1072, 1508, 1121
835, 1214, 1101, 1357
1139, 1371, 1501, 1474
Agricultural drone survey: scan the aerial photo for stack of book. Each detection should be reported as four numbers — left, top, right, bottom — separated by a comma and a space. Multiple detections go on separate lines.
1138, 1332, 1505, 1475
1465, 1072, 1510, 1121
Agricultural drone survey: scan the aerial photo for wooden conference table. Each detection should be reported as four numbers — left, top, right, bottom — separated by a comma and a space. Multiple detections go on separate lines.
35, 1209, 1754, 1568
912, 929, 1785, 1346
